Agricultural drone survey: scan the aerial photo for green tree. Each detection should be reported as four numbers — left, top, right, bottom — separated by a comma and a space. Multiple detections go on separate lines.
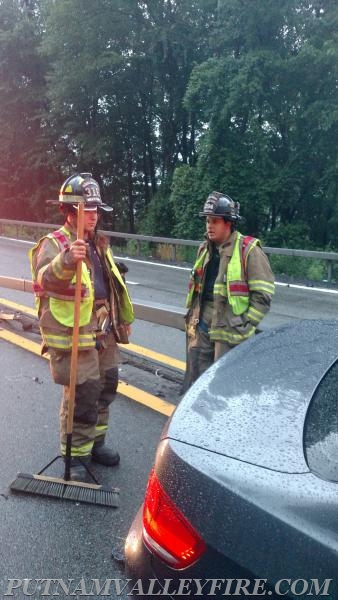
0, 0, 58, 220
136, 0, 217, 234
182, 0, 338, 246
2, 0, 337, 250
40, 0, 215, 232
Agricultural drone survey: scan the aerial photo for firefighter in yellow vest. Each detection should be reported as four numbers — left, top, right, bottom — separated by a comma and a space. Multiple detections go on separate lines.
183, 191, 274, 392
30, 173, 134, 481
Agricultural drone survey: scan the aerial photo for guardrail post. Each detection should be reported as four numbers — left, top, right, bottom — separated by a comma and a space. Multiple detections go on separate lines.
136, 240, 141, 256
327, 260, 333, 284
171, 244, 177, 262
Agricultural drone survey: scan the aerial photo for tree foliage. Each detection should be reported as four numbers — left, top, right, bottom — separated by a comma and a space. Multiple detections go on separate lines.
0, 0, 337, 250
183, 0, 338, 246
0, 0, 59, 219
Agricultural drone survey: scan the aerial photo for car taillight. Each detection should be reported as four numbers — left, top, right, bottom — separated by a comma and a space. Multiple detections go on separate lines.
142, 468, 206, 569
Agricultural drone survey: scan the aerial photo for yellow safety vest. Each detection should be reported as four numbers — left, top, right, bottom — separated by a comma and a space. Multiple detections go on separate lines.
105, 246, 134, 325
29, 228, 134, 350
29, 229, 94, 327
186, 233, 258, 315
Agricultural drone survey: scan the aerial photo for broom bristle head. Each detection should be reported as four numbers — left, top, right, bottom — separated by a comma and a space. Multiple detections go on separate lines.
10, 473, 119, 508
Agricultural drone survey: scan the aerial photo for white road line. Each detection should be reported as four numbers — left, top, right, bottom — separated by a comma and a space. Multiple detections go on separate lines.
1, 238, 338, 294
115, 257, 338, 294
2, 237, 34, 245
274, 281, 338, 294
114, 255, 190, 271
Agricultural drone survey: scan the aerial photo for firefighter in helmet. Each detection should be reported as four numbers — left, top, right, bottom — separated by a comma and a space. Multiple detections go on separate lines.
183, 191, 274, 392
30, 173, 134, 481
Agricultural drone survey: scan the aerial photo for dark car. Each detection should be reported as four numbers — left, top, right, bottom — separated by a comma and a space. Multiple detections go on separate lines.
124, 320, 338, 599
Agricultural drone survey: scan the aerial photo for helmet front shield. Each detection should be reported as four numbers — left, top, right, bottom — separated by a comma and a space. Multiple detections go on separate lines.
199, 191, 241, 222
59, 173, 113, 212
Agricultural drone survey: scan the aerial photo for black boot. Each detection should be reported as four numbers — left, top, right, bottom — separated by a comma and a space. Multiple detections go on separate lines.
63, 457, 91, 482
92, 439, 120, 467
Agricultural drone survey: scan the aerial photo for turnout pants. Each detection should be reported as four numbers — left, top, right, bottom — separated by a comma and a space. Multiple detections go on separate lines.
48, 331, 119, 458
182, 301, 231, 393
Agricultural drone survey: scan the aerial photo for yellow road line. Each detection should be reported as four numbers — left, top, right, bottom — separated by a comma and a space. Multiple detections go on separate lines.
117, 381, 174, 417
0, 297, 186, 370
0, 297, 37, 317
126, 342, 185, 371
0, 329, 175, 417
0, 329, 43, 356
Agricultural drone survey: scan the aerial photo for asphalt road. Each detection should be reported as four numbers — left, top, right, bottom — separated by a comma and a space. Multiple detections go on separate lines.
0, 237, 337, 360
0, 236, 337, 599
0, 340, 172, 599
0, 238, 180, 598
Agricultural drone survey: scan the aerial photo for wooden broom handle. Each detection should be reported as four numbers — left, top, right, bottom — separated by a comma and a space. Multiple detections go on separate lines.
67, 202, 85, 435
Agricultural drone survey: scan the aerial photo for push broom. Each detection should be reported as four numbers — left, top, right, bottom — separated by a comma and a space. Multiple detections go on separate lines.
10, 202, 119, 508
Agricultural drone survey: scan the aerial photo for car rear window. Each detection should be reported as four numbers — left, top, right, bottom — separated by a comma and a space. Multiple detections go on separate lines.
304, 358, 338, 482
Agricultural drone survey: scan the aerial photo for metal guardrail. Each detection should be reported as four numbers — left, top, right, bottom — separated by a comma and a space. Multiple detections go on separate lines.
0, 218, 338, 283
0, 276, 186, 331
